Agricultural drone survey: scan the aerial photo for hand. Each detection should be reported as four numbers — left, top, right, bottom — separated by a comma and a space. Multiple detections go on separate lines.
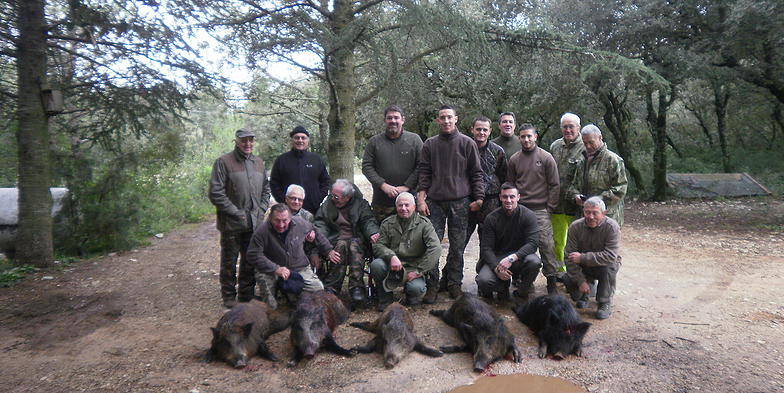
495, 265, 512, 281
417, 191, 430, 216
327, 250, 341, 264
469, 200, 482, 212
394, 185, 410, 194
574, 195, 585, 206
381, 183, 398, 198
370, 233, 380, 243
390, 256, 403, 271
275, 266, 291, 280
568, 252, 582, 264
305, 230, 316, 243
579, 281, 590, 294
406, 271, 420, 282
498, 256, 513, 270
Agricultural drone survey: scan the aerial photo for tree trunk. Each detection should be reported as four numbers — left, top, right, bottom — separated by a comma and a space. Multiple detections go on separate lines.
15, 0, 54, 267
713, 81, 732, 172
646, 87, 674, 202
325, 0, 357, 182
599, 90, 646, 194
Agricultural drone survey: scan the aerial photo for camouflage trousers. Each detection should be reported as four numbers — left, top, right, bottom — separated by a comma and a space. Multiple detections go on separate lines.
464, 195, 500, 249
371, 204, 397, 227
255, 267, 324, 310
219, 230, 255, 302
532, 209, 561, 278
426, 197, 470, 290
322, 237, 366, 294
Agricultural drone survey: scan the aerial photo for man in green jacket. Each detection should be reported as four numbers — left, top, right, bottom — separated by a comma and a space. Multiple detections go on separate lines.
208, 128, 271, 308
550, 112, 585, 263
568, 125, 628, 226
314, 179, 380, 303
370, 192, 441, 311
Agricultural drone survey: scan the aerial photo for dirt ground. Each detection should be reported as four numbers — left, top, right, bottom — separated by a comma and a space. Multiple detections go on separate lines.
1, 182, 783, 393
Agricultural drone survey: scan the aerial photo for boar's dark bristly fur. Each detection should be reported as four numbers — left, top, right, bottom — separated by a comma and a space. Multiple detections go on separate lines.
351, 302, 443, 368
206, 299, 290, 368
514, 294, 591, 359
288, 290, 354, 367
430, 293, 522, 372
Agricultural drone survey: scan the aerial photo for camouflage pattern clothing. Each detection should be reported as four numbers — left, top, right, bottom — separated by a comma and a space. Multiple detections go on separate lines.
427, 197, 470, 290
371, 204, 397, 227
322, 237, 366, 294
550, 137, 585, 216
568, 144, 628, 226
465, 141, 506, 247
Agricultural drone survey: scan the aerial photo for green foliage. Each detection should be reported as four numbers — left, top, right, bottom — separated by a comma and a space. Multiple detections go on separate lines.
0, 263, 37, 287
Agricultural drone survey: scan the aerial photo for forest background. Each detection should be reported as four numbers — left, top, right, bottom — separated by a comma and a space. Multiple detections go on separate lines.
1, 0, 782, 270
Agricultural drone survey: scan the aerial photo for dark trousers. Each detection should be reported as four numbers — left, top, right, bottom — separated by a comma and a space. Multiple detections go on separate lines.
219, 231, 255, 302
425, 197, 470, 289
475, 253, 541, 295
464, 195, 499, 250
566, 264, 619, 304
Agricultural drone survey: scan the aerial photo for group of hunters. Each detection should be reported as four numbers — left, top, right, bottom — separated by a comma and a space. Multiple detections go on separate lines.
208, 105, 627, 320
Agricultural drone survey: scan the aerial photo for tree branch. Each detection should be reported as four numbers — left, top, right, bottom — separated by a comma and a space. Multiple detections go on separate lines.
354, 0, 385, 15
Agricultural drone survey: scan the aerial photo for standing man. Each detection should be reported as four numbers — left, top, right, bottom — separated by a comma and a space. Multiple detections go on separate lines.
465, 116, 506, 247
506, 123, 561, 294
491, 112, 522, 158
418, 105, 484, 301
314, 179, 380, 303
476, 183, 541, 303
568, 125, 628, 226
371, 192, 441, 310
563, 197, 621, 320
362, 105, 422, 224
270, 126, 331, 214
550, 112, 585, 264
247, 204, 340, 309
209, 128, 271, 308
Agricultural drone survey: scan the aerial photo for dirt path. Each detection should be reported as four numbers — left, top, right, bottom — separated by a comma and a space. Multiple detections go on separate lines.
1, 190, 783, 393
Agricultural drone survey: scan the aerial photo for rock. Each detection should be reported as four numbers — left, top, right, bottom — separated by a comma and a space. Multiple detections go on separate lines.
42, 276, 54, 280
155, 233, 164, 239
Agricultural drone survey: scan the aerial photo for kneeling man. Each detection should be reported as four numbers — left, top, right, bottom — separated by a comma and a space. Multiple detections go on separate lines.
248, 203, 340, 309
564, 196, 621, 320
370, 192, 441, 311
476, 183, 542, 303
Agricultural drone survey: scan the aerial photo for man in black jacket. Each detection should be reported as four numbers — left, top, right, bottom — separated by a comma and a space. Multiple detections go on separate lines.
270, 126, 331, 214
476, 183, 541, 303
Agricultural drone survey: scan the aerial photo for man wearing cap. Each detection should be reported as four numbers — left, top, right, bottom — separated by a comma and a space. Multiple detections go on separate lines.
314, 179, 380, 304
248, 203, 340, 309
476, 183, 541, 303
370, 192, 441, 311
362, 105, 422, 224
270, 126, 331, 214
209, 128, 271, 308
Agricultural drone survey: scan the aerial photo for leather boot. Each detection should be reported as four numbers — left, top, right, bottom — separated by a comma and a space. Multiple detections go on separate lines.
546, 276, 558, 295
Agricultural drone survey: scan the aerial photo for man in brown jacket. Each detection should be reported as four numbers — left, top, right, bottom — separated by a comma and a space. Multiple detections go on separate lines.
247, 204, 340, 309
564, 196, 621, 320
208, 128, 271, 308
506, 123, 561, 294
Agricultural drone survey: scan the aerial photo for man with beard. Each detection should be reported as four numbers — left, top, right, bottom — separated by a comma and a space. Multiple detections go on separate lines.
362, 105, 423, 224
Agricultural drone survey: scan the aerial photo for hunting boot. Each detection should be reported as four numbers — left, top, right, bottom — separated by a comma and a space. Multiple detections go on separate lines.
546, 276, 558, 295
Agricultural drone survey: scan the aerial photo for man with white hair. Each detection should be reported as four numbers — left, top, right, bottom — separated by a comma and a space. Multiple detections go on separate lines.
563, 197, 621, 320
371, 192, 441, 311
568, 124, 628, 226
550, 112, 585, 263
314, 179, 380, 303
285, 184, 313, 222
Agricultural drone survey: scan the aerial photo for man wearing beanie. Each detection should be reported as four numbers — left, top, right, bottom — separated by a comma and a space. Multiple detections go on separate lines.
270, 126, 331, 214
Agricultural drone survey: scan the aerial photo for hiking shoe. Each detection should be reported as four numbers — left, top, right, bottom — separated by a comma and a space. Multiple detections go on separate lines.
423, 285, 438, 304
546, 276, 558, 295
448, 286, 463, 299
351, 287, 367, 303
222, 299, 237, 309
496, 290, 511, 304
575, 294, 589, 309
596, 303, 611, 319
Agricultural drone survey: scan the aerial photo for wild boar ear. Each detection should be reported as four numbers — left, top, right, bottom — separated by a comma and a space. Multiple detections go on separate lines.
242, 323, 254, 337
575, 322, 592, 336
211, 327, 220, 340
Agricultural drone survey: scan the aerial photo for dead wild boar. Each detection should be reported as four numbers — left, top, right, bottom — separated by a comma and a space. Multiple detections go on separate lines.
430, 293, 521, 372
288, 290, 354, 366
514, 294, 591, 359
206, 299, 290, 368
351, 302, 443, 368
